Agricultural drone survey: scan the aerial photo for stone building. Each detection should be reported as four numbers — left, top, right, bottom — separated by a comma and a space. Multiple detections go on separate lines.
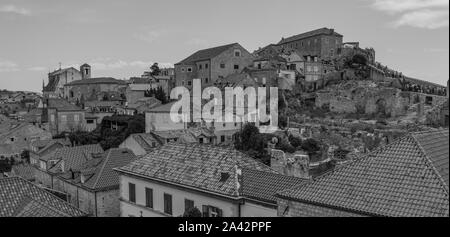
175, 43, 254, 89
32, 144, 103, 189
278, 28, 343, 60
0, 177, 87, 217
276, 130, 449, 217
115, 143, 304, 217
42, 98, 86, 136
43, 64, 90, 98
119, 133, 162, 156
53, 148, 136, 217
0, 123, 52, 159
64, 77, 128, 104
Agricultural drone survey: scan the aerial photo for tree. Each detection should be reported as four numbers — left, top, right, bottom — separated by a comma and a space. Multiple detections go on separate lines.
20, 150, 30, 164
150, 63, 161, 76
183, 207, 202, 217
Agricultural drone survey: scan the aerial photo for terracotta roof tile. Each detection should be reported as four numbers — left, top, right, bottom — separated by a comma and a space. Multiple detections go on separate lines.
0, 177, 86, 217
117, 143, 276, 198
48, 144, 104, 174
176, 43, 238, 65
241, 168, 305, 204
277, 130, 449, 217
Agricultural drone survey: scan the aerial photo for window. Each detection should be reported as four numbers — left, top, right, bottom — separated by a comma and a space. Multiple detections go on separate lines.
220, 64, 225, 69
234, 50, 241, 57
181, 68, 185, 72
145, 188, 153, 208
330, 49, 334, 57
187, 67, 192, 72
202, 205, 223, 217
199, 64, 202, 70
199, 138, 204, 144
234, 65, 239, 70
164, 193, 172, 215
61, 115, 67, 122
205, 78, 209, 84
87, 119, 94, 124
221, 136, 225, 143
187, 81, 192, 86
74, 114, 80, 122
205, 64, 209, 69
185, 199, 194, 212
128, 183, 136, 203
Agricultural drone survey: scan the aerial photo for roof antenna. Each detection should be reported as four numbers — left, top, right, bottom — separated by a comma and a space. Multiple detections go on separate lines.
59, 62, 62, 70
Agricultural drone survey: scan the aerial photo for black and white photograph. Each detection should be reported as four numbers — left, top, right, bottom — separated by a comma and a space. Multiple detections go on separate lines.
0, 0, 448, 225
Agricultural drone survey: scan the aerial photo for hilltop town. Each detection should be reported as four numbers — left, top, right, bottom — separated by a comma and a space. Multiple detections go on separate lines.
1, 27, 449, 217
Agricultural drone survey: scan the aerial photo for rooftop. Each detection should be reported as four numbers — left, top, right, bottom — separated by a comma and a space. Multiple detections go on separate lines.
0, 177, 86, 217
59, 148, 137, 191
47, 144, 104, 174
116, 143, 276, 198
277, 130, 449, 217
47, 98, 83, 111
278, 27, 343, 45
176, 43, 239, 65
65, 77, 128, 86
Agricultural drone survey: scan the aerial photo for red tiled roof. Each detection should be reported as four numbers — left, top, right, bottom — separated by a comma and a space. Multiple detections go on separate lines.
240, 168, 305, 205
278, 27, 343, 45
412, 130, 449, 187
48, 144, 104, 174
116, 143, 276, 198
176, 43, 239, 65
10, 164, 35, 181
65, 77, 127, 86
129, 133, 161, 153
47, 98, 83, 111
59, 148, 137, 191
0, 177, 86, 217
277, 130, 449, 217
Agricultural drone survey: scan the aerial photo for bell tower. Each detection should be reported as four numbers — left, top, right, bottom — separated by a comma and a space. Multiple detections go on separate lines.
80, 63, 91, 80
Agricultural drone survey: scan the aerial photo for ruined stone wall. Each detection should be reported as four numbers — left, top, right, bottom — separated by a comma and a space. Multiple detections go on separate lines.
270, 149, 310, 179
315, 82, 411, 117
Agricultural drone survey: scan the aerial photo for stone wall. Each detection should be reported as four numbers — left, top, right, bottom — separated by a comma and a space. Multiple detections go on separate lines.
270, 149, 310, 179
33, 167, 53, 188
315, 82, 411, 117
277, 198, 366, 217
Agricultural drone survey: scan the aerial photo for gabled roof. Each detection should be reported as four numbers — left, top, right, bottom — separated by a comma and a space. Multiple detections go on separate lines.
146, 101, 177, 113
10, 164, 35, 181
176, 43, 239, 65
240, 168, 305, 205
59, 148, 137, 191
277, 130, 449, 217
65, 77, 127, 86
0, 177, 86, 217
47, 98, 83, 111
278, 27, 343, 45
116, 143, 276, 198
48, 144, 104, 174
128, 133, 161, 153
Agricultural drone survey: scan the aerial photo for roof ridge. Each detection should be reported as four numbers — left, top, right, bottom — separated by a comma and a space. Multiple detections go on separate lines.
411, 132, 449, 194
91, 149, 111, 189
286, 134, 415, 188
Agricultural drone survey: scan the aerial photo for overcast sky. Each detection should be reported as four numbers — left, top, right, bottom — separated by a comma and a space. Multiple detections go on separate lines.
0, 0, 448, 92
